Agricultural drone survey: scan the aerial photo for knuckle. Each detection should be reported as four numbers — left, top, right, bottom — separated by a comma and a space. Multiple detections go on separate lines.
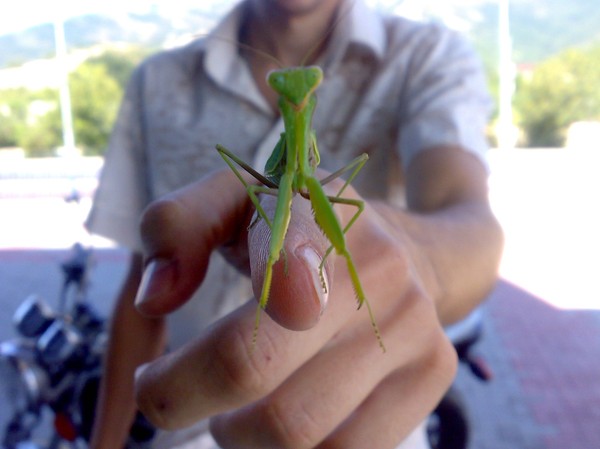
257, 396, 321, 449
139, 198, 186, 252
426, 328, 459, 386
134, 360, 180, 430
136, 387, 171, 430
395, 290, 458, 384
210, 323, 276, 402
385, 286, 449, 360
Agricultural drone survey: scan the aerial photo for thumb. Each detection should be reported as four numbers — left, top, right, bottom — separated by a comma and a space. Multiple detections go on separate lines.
135, 170, 252, 316
249, 193, 332, 331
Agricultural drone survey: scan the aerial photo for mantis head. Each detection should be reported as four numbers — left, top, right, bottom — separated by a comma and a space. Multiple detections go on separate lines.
267, 66, 323, 107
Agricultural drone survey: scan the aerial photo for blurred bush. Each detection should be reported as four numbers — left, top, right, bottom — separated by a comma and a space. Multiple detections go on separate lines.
513, 44, 600, 147
0, 47, 147, 157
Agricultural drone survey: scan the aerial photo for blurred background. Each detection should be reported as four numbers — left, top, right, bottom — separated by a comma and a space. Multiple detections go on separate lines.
0, 0, 598, 448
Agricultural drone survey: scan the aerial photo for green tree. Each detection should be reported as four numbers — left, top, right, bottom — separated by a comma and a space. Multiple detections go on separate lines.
1, 51, 128, 157
0, 108, 19, 147
0, 88, 32, 147
86, 47, 147, 89
514, 44, 600, 147
0, 88, 63, 155
69, 61, 123, 155
19, 108, 62, 157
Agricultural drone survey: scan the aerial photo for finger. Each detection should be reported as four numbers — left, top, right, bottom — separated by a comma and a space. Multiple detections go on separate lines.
135, 169, 409, 433
135, 169, 252, 316
208, 332, 392, 449
316, 332, 457, 449
247, 168, 371, 331
249, 193, 332, 330
135, 283, 360, 431
135, 220, 384, 433
208, 287, 453, 449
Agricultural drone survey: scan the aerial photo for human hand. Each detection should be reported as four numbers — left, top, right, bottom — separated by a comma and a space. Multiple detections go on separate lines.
134, 169, 457, 449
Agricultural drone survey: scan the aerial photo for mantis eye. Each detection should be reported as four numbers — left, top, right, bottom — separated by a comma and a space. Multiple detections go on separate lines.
305, 67, 323, 88
268, 72, 286, 91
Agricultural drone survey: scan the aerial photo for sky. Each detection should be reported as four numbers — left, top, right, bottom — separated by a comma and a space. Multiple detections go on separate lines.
0, 0, 235, 35
0, 0, 493, 36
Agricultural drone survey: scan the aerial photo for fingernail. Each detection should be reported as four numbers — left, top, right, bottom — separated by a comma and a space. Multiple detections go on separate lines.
297, 246, 329, 314
135, 258, 176, 308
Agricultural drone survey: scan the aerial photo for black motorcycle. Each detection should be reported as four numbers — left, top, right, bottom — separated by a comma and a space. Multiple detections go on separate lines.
1, 244, 492, 449
428, 308, 494, 449
0, 244, 154, 449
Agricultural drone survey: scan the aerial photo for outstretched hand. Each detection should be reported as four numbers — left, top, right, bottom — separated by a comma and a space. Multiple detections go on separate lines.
134, 168, 457, 449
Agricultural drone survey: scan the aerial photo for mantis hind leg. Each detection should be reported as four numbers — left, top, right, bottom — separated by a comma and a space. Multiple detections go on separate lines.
318, 195, 364, 295
319, 152, 368, 197
216, 144, 278, 188
311, 153, 368, 291
305, 177, 385, 352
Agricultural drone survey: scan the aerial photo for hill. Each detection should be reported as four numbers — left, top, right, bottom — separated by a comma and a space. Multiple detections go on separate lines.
1, 0, 600, 70
0, 8, 220, 68
467, 0, 600, 67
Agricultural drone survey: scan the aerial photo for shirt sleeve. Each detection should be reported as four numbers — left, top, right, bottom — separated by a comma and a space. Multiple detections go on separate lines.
85, 66, 149, 251
398, 24, 492, 169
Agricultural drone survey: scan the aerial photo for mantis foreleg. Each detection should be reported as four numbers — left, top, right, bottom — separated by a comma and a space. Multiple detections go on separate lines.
248, 171, 294, 347
217, 144, 296, 348
216, 144, 278, 228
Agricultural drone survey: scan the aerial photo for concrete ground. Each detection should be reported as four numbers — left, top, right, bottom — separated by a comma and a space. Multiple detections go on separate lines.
0, 148, 598, 448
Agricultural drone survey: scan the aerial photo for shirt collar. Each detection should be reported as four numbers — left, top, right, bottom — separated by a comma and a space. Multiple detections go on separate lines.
200, 0, 386, 107
203, 2, 246, 85
340, 0, 386, 61
202, 2, 272, 113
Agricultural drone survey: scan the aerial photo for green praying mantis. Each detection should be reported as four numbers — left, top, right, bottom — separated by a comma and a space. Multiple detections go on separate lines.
216, 62, 385, 353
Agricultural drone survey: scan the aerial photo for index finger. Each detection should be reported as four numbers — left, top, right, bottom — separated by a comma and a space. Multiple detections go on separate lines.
134, 259, 373, 432
135, 168, 332, 333
134, 169, 252, 316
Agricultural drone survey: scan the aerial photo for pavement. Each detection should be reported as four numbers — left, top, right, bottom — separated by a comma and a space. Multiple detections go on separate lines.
455, 280, 600, 449
0, 148, 599, 448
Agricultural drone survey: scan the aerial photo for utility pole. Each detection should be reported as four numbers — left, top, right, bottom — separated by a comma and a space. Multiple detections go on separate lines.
497, 0, 514, 149
53, 16, 77, 156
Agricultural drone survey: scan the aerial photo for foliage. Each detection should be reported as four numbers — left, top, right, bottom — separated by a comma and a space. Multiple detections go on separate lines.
3, 35, 600, 155
86, 47, 148, 89
0, 99, 21, 147
0, 89, 29, 146
513, 44, 600, 147
0, 48, 143, 156
69, 62, 123, 155
0, 88, 61, 154
19, 108, 62, 157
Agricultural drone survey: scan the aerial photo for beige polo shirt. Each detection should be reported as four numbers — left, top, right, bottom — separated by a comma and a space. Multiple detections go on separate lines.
87, 1, 491, 446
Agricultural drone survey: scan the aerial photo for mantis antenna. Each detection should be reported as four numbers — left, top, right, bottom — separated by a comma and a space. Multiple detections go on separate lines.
300, 0, 354, 67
